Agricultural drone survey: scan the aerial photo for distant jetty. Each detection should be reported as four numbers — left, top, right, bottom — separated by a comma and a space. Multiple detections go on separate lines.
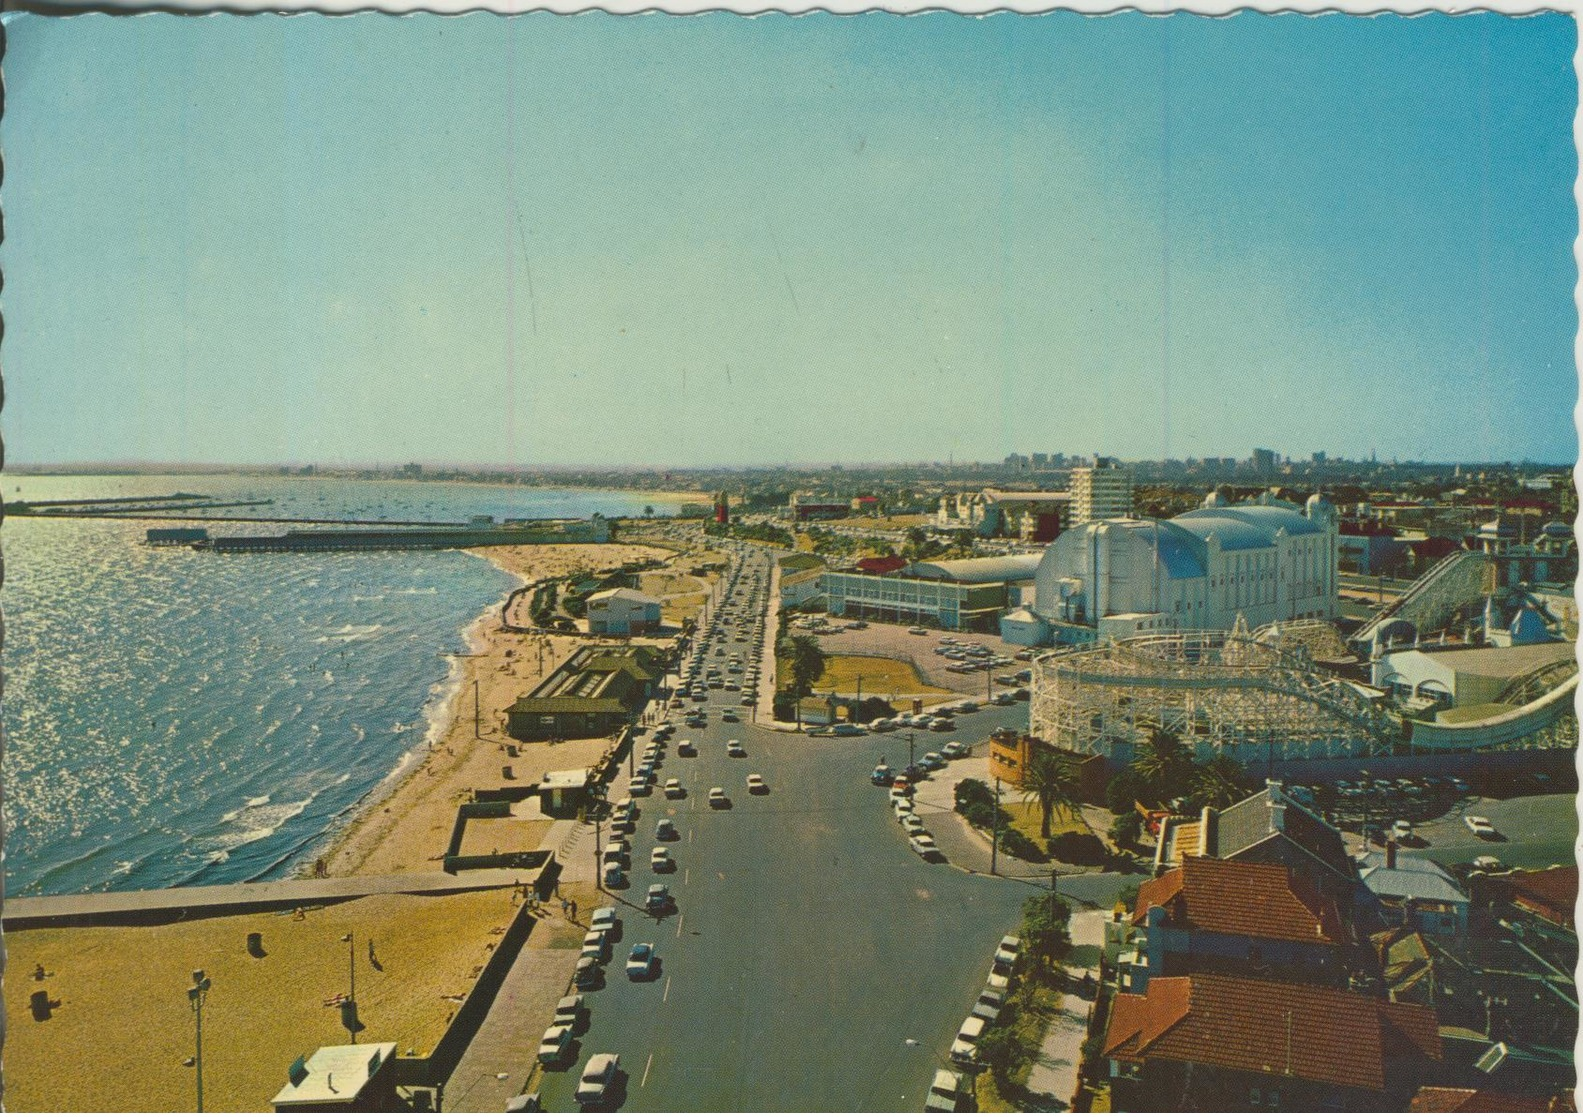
10, 493, 276, 517
148, 515, 613, 553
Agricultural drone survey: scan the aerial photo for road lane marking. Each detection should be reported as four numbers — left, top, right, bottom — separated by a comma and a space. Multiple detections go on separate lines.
641, 1053, 654, 1089
663, 976, 671, 1002
684, 868, 690, 885
676, 913, 685, 937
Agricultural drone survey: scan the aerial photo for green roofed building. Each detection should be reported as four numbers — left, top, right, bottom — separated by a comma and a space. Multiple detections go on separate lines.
506, 644, 663, 742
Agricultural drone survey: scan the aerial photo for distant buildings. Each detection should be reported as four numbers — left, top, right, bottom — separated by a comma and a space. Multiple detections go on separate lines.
936, 488, 1070, 541
1071, 457, 1134, 523
1029, 491, 1339, 641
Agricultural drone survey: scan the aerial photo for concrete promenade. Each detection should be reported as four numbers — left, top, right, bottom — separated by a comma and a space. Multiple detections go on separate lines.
2, 868, 533, 930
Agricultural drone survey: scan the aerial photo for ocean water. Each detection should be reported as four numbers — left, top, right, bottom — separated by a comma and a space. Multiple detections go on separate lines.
3, 474, 679, 896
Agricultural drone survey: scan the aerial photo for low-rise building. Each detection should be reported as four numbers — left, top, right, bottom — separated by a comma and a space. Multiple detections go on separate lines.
586, 587, 663, 636
821, 554, 1040, 633
272, 1043, 399, 1112
1357, 845, 1470, 935
505, 645, 662, 742
778, 554, 825, 608
1104, 972, 1441, 1110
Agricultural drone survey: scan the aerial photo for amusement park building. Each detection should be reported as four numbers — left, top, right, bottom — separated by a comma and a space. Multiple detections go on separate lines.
1031, 492, 1340, 641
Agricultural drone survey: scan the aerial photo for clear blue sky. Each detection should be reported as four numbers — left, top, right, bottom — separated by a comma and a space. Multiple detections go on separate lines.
3, 12, 1576, 468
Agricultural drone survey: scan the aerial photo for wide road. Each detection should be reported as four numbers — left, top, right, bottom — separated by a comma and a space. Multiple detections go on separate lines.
536, 553, 1032, 1111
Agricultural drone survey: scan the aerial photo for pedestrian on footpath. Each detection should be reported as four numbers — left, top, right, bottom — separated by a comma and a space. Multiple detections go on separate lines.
570, 899, 578, 921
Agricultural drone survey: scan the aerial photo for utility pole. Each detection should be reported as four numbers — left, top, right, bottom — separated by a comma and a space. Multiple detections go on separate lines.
985, 664, 992, 701
473, 679, 481, 739
187, 970, 212, 1113
907, 732, 916, 770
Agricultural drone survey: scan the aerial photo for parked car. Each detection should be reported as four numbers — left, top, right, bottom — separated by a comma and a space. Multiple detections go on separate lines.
920, 751, 946, 770
924, 1069, 974, 1113
908, 626, 930, 635
949, 1016, 986, 1066
573, 956, 602, 990
1392, 820, 1414, 839
871, 764, 895, 786
573, 1053, 620, 1106
971, 988, 1006, 1023
995, 935, 1022, 967
941, 741, 969, 760
553, 994, 586, 1033
581, 930, 609, 963
830, 723, 867, 737
589, 907, 619, 938
910, 834, 941, 860
902, 814, 926, 836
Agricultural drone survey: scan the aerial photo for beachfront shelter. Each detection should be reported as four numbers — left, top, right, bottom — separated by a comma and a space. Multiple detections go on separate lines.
272, 1043, 398, 1112
538, 768, 594, 816
506, 645, 662, 742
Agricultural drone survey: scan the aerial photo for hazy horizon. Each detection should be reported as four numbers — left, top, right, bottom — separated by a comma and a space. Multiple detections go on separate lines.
5, 12, 1577, 469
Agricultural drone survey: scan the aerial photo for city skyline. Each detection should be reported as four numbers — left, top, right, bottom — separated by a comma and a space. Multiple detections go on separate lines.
3, 12, 1577, 468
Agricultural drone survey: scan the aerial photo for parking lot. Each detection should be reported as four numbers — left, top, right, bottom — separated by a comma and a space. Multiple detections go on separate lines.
794, 618, 1035, 696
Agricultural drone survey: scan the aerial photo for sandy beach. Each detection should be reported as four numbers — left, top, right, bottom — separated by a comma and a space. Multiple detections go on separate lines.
317, 539, 702, 879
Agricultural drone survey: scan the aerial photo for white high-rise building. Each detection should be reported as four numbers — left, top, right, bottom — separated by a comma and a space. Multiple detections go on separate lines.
1071, 457, 1133, 523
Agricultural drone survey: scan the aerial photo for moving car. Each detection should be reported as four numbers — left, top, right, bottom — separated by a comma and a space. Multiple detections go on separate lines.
708, 787, 729, 809
727, 739, 747, 758
650, 846, 674, 872
941, 741, 969, 760
677, 739, 697, 757
747, 773, 768, 794
538, 1024, 574, 1067
654, 819, 679, 842
721, 709, 740, 723
664, 778, 685, 799
626, 943, 659, 980
1465, 815, 1498, 839
871, 764, 894, 786
573, 1053, 620, 1106
645, 884, 672, 914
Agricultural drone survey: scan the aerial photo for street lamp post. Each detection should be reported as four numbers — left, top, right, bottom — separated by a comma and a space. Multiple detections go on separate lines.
187, 969, 212, 1113
340, 933, 357, 1042
991, 778, 1001, 876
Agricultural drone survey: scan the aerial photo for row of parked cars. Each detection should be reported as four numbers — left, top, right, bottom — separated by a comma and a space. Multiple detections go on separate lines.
922, 936, 1022, 1111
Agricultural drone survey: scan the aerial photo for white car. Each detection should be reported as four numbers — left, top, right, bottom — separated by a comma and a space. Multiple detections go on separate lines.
664, 778, 685, 799
626, 942, 659, 981
708, 787, 729, 809
538, 1024, 574, 1066
995, 935, 1022, 967
727, 739, 746, 757
949, 1015, 986, 1066
747, 774, 768, 794
1465, 815, 1498, 839
972, 988, 1006, 1023
650, 846, 674, 872
909, 833, 940, 859
573, 1053, 620, 1105
1392, 820, 1413, 839
589, 907, 619, 938
901, 813, 926, 835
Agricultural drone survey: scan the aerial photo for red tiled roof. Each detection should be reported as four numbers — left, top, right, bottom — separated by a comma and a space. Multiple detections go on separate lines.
1411, 1087, 1569, 1112
1507, 866, 1578, 929
856, 555, 907, 575
1131, 857, 1346, 945
1104, 973, 1441, 1092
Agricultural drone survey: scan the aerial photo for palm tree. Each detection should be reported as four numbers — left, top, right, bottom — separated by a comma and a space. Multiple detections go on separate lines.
1130, 728, 1193, 800
1190, 755, 1248, 811
1018, 749, 1083, 839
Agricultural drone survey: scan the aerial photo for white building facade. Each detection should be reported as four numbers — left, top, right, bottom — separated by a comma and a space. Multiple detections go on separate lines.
1032, 493, 1340, 638
1070, 459, 1134, 523
586, 587, 663, 635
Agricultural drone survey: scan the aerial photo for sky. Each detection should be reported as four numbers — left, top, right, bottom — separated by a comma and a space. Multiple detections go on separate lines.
2, 12, 1577, 469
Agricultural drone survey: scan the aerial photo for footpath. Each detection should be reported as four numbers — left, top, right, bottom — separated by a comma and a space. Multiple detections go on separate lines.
1023, 909, 1105, 1110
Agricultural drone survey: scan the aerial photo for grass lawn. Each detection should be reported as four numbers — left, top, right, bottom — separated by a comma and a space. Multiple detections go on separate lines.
814, 654, 954, 698
1002, 798, 1091, 847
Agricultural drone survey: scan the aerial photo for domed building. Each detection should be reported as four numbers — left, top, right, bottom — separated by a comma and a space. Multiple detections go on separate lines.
1031, 493, 1339, 641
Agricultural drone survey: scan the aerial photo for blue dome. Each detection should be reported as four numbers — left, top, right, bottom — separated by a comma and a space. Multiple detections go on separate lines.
1542, 521, 1573, 538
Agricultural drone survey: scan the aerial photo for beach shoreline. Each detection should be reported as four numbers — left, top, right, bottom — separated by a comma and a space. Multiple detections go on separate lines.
314, 539, 678, 879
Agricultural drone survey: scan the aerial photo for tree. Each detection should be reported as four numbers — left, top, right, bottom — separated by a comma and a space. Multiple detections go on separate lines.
1018, 748, 1082, 839
643, 505, 654, 518
1188, 755, 1248, 812
783, 635, 827, 701
1105, 767, 1148, 816
1020, 892, 1073, 976
1130, 728, 1194, 800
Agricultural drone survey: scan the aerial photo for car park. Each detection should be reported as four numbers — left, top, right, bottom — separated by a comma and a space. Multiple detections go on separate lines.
538, 1024, 575, 1067
573, 1053, 620, 1106
747, 774, 768, 794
